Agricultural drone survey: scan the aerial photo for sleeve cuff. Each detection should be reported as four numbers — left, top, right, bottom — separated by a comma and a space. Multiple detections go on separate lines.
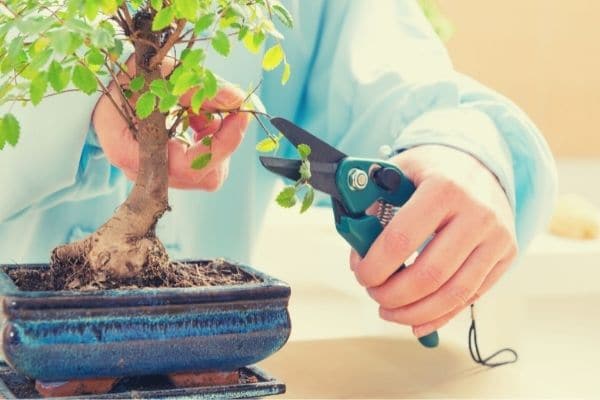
393, 107, 516, 210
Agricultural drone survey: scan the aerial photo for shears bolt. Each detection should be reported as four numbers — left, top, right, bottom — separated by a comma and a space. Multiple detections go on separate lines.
348, 168, 369, 190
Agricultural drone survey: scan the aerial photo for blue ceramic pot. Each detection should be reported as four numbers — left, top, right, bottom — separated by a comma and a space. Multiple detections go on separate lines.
0, 261, 291, 382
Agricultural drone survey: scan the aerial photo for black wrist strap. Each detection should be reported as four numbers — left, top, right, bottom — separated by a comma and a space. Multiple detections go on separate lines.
467, 304, 518, 368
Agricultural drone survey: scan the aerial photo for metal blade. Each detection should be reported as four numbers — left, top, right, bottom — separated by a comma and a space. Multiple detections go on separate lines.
270, 117, 347, 163
259, 156, 344, 201
259, 157, 301, 181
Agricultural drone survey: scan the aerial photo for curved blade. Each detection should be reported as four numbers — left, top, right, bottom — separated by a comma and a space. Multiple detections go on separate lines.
260, 156, 343, 201
270, 117, 347, 163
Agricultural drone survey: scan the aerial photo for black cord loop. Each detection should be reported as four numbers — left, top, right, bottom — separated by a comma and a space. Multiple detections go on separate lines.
467, 304, 518, 368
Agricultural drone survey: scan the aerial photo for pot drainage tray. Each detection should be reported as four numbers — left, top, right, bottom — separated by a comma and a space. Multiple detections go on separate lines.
0, 363, 285, 399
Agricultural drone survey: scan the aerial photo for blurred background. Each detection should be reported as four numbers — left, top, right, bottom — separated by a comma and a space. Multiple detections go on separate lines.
439, 0, 600, 159
256, 1, 600, 398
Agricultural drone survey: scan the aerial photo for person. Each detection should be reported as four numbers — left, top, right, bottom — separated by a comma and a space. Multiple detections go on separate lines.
0, 1, 556, 341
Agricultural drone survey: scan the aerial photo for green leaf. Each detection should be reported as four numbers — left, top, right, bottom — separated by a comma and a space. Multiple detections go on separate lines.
174, 0, 198, 19
256, 137, 279, 153
299, 160, 311, 181
297, 144, 311, 159
243, 31, 265, 54
190, 88, 206, 114
130, 76, 145, 92
191, 153, 212, 170
280, 61, 291, 85
194, 13, 215, 34
262, 43, 284, 71
272, 4, 294, 28
30, 73, 48, 105
152, 6, 175, 31
300, 187, 315, 213
211, 31, 230, 56
72, 64, 97, 94
136, 92, 157, 119
276, 186, 297, 208
204, 70, 218, 99
48, 61, 71, 92
172, 70, 201, 96
159, 94, 178, 112
86, 48, 105, 65
150, 79, 171, 98
201, 136, 212, 147
84, 0, 99, 21
181, 48, 204, 68
1, 113, 20, 147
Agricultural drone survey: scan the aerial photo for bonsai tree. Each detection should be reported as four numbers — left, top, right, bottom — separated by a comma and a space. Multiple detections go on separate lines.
0, 0, 296, 288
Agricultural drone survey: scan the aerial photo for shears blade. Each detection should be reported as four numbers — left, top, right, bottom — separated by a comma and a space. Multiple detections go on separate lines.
270, 117, 347, 163
259, 156, 344, 201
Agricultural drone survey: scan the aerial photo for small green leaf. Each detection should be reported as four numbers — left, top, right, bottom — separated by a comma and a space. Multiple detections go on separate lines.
300, 187, 315, 213
150, 79, 171, 98
159, 94, 178, 112
191, 153, 212, 170
297, 144, 311, 160
86, 48, 105, 66
174, 0, 198, 18
243, 31, 265, 54
256, 137, 279, 153
136, 92, 157, 119
201, 135, 213, 147
152, 6, 175, 31
1, 113, 20, 147
262, 43, 284, 71
130, 76, 145, 92
211, 31, 230, 56
194, 13, 215, 34
48, 61, 71, 92
272, 4, 294, 28
204, 70, 218, 99
281, 62, 291, 85
276, 186, 297, 208
190, 88, 206, 114
72, 64, 97, 94
30, 73, 48, 105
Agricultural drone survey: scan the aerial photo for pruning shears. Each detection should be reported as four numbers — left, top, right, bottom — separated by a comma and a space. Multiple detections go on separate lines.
259, 117, 439, 348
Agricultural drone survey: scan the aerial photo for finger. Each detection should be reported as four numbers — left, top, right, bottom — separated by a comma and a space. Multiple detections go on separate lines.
354, 179, 453, 288
189, 112, 223, 141
349, 250, 361, 271
377, 236, 507, 326
367, 212, 485, 309
208, 111, 250, 161
411, 255, 515, 338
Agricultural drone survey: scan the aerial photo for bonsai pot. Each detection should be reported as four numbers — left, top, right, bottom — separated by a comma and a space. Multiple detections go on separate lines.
0, 261, 291, 385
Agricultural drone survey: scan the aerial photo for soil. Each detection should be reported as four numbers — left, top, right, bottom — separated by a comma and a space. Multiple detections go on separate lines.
6, 259, 261, 292
0, 368, 262, 399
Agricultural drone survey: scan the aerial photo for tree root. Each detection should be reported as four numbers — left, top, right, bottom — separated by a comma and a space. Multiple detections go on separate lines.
50, 233, 169, 290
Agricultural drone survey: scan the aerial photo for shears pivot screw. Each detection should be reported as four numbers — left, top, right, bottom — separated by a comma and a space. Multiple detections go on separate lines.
348, 168, 369, 191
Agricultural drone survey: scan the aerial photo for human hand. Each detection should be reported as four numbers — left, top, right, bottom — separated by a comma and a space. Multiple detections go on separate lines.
92, 56, 250, 191
349, 145, 517, 339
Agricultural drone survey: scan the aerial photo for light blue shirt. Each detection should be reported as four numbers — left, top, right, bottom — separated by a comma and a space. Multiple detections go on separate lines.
0, 0, 557, 265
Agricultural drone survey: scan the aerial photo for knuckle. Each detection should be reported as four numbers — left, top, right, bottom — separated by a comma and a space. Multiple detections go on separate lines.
414, 263, 444, 291
449, 285, 472, 306
384, 226, 412, 255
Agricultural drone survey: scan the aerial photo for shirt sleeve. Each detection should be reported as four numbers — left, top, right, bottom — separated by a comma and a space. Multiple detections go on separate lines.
293, 0, 557, 250
0, 93, 124, 223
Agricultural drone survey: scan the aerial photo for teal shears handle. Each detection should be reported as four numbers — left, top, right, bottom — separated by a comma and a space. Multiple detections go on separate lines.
334, 158, 439, 348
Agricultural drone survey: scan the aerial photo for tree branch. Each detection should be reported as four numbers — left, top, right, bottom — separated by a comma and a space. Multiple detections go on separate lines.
150, 19, 186, 69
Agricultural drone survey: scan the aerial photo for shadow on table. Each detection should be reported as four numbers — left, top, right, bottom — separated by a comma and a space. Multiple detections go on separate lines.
260, 337, 495, 399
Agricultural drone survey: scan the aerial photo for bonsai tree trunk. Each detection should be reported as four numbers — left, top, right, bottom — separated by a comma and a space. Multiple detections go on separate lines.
52, 18, 171, 284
